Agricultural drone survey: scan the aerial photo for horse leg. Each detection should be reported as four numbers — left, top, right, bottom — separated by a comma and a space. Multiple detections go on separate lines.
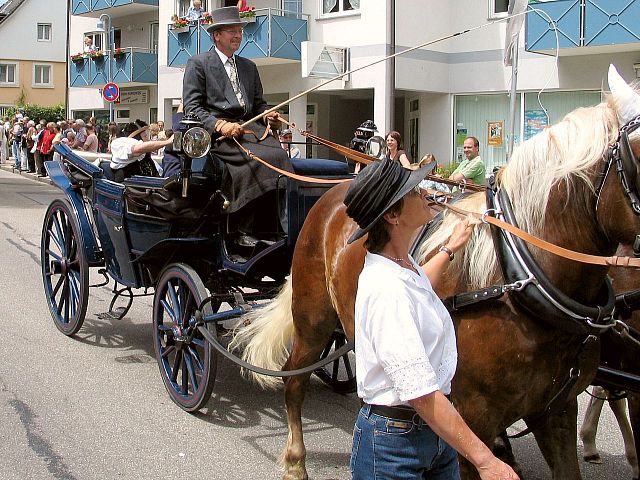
579, 386, 606, 464
528, 399, 582, 480
280, 312, 338, 480
493, 431, 524, 479
611, 393, 639, 479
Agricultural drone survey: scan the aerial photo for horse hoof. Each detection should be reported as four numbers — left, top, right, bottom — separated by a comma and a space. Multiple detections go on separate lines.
583, 453, 603, 464
282, 465, 308, 480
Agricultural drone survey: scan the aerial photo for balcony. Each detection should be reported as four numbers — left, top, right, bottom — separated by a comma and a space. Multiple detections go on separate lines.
526, 0, 640, 55
71, 0, 158, 18
167, 9, 308, 68
70, 48, 158, 87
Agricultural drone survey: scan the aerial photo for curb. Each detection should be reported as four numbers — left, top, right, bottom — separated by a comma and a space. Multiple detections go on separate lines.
0, 162, 53, 186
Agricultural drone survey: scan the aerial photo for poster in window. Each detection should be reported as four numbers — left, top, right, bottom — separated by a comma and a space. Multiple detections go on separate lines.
524, 109, 548, 140
487, 121, 503, 146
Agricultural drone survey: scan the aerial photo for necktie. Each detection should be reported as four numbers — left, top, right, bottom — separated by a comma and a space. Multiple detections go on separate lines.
227, 56, 245, 108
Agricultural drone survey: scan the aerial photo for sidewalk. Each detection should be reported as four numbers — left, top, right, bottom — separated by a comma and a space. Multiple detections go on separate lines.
0, 158, 53, 186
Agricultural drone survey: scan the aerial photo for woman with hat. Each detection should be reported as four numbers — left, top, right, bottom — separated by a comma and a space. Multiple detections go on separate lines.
345, 159, 519, 480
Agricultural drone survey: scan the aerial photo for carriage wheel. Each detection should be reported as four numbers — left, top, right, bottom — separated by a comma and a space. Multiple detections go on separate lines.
314, 329, 356, 394
153, 263, 217, 412
41, 199, 89, 336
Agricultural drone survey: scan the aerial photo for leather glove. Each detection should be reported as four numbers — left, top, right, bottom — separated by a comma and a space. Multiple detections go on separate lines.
263, 112, 282, 131
214, 119, 243, 138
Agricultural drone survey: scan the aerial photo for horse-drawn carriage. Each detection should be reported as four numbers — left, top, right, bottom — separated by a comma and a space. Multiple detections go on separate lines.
41, 65, 640, 479
40, 114, 353, 411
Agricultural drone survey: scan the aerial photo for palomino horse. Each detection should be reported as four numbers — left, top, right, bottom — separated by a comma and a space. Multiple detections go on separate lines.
580, 244, 640, 480
232, 66, 640, 480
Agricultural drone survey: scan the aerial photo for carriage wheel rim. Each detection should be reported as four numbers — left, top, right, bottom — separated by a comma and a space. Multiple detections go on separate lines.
41, 201, 88, 335
153, 264, 217, 411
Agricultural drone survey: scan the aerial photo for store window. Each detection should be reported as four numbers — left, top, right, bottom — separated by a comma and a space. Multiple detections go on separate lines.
37, 23, 52, 41
33, 64, 52, 87
322, 0, 359, 15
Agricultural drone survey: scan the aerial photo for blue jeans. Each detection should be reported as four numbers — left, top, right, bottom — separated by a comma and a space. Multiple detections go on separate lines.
12, 141, 20, 167
351, 405, 461, 480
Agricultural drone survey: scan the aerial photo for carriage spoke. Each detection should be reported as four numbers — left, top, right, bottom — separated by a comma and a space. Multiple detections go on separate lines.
171, 350, 182, 383
160, 298, 178, 324
187, 345, 205, 372
52, 272, 65, 297
183, 352, 198, 392
50, 214, 65, 254
181, 359, 189, 394
162, 345, 176, 358
46, 249, 62, 262
56, 280, 68, 316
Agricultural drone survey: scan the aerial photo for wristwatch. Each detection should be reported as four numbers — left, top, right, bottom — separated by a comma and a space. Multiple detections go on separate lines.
438, 245, 454, 261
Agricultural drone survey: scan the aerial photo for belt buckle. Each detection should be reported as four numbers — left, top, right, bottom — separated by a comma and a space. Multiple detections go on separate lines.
411, 412, 423, 426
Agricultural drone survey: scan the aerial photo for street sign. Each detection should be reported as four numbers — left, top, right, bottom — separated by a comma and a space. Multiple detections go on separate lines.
103, 82, 120, 102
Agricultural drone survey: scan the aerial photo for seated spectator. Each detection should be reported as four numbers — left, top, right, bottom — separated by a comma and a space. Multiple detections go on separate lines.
71, 119, 87, 149
186, 0, 205, 20
279, 129, 300, 159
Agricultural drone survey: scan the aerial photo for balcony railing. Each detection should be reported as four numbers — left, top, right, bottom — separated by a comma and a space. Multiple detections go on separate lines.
526, 0, 640, 53
167, 9, 308, 67
71, 0, 159, 16
70, 48, 158, 87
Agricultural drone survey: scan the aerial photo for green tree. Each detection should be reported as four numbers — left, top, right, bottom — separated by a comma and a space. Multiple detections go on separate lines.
6, 104, 65, 123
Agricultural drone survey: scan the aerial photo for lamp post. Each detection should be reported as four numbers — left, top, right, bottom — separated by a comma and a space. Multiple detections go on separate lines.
96, 13, 114, 122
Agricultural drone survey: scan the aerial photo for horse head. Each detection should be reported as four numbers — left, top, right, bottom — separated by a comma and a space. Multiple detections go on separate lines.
596, 65, 640, 254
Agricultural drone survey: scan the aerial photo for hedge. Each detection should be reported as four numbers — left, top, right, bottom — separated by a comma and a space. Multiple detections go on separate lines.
4, 104, 66, 123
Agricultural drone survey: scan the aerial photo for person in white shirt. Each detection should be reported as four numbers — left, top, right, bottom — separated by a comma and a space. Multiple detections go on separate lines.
343, 158, 519, 480
186, 0, 205, 20
110, 121, 173, 182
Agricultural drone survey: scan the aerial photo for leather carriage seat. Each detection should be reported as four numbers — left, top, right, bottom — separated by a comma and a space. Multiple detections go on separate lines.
290, 158, 349, 176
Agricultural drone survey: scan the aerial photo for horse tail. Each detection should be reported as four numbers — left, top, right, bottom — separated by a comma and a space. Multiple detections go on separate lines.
229, 278, 294, 390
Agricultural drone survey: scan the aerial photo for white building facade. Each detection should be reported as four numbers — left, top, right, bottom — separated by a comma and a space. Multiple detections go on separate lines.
68, 0, 640, 169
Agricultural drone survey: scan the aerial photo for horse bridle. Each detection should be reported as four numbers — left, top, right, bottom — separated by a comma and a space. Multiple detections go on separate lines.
595, 114, 640, 255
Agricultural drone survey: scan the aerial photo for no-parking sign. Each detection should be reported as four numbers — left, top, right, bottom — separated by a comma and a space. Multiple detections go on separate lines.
102, 82, 120, 102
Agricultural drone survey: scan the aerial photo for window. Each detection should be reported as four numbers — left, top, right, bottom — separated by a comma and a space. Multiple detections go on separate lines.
149, 107, 158, 124
0, 63, 17, 85
489, 0, 509, 18
33, 64, 52, 87
37, 23, 52, 41
149, 23, 159, 53
322, 0, 359, 15
283, 0, 303, 16
177, 0, 209, 17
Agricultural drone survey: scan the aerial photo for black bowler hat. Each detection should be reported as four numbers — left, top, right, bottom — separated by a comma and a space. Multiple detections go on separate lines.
206, 6, 244, 32
344, 158, 435, 244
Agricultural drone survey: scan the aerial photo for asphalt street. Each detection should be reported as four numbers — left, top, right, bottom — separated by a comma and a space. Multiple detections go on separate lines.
0, 166, 635, 479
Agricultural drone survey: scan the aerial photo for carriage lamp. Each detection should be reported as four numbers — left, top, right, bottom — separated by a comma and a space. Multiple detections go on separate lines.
172, 113, 212, 197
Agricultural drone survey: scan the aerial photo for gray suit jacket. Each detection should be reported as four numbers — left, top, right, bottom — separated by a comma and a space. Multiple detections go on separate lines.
182, 51, 268, 134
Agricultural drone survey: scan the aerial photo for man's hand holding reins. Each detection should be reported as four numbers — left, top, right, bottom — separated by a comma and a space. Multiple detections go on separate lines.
215, 119, 243, 139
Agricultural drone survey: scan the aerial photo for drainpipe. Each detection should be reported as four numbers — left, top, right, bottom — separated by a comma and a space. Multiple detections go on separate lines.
388, 0, 395, 129
65, 0, 71, 118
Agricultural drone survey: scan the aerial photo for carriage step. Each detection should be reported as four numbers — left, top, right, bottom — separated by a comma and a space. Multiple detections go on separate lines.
96, 307, 127, 320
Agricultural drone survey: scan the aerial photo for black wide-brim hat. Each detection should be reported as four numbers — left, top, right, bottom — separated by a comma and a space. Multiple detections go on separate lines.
344, 158, 435, 244
206, 6, 245, 32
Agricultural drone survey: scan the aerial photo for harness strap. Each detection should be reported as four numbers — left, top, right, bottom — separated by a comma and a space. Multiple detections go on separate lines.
441, 285, 505, 312
442, 202, 640, 269
508, 335, 598, 438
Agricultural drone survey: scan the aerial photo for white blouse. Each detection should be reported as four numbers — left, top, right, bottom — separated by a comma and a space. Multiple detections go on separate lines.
354, 253, 458, 406
109, 136, 143, 170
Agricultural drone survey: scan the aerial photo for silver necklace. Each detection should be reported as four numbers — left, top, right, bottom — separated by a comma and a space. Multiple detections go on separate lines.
379, 252, 412, 267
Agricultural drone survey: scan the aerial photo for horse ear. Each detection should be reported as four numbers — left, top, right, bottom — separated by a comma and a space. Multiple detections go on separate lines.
608, 64, 640, 125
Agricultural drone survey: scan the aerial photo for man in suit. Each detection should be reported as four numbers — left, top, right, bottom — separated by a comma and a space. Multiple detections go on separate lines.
164, 6, 291, 248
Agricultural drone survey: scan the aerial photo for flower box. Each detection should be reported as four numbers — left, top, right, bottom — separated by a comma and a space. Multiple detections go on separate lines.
239, 6, 256, 20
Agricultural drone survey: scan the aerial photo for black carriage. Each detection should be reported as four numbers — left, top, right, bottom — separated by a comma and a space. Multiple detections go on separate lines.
40, 117, 355, 411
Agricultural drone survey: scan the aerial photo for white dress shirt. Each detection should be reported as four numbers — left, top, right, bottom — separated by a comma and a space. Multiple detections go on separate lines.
354, 253, 458, 406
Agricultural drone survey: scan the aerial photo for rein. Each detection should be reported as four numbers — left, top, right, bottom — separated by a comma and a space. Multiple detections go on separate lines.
430, 196, 640, 269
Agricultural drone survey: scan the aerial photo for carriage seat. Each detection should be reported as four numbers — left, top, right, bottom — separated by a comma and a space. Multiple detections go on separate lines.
290, 158, 349, 176
99, 160, 115, 181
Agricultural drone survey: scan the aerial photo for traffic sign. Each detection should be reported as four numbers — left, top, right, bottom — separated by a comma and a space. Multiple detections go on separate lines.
103, 82, 120, 102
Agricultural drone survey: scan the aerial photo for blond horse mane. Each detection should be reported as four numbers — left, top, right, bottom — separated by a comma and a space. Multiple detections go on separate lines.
417, 97, 621, 289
